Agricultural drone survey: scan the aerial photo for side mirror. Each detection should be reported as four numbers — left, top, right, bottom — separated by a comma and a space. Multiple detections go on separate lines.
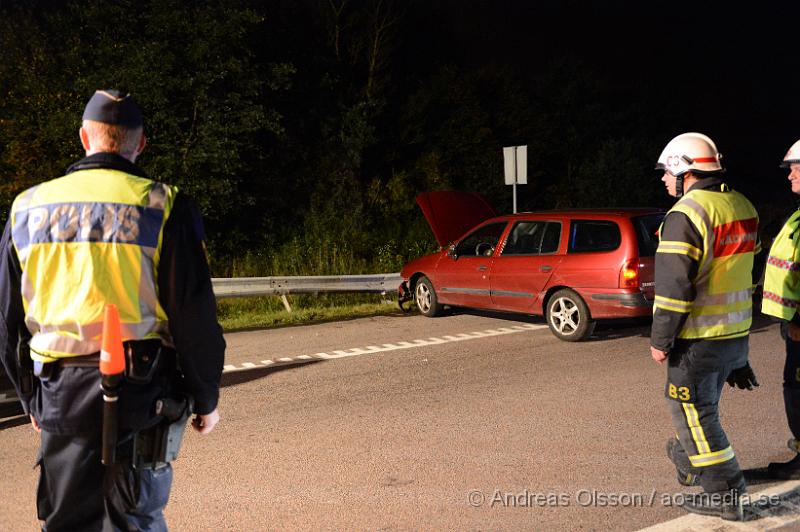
446, 243, 458, 260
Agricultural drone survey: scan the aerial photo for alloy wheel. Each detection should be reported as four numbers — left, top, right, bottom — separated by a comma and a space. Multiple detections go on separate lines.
549, 297, 579, 335
416, 282, 432, 313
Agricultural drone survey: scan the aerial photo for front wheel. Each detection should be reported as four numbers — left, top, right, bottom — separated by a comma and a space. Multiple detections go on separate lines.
545, 289, 594, 341
415, 276, 442, 317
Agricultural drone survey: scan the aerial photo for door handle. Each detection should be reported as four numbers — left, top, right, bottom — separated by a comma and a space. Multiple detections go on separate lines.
478, 265, 488, 271
540, 265, 552, 272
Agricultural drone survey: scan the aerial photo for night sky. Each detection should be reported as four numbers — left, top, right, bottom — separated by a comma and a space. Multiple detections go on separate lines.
2, 0, 800, 242
401, 1, 800, 211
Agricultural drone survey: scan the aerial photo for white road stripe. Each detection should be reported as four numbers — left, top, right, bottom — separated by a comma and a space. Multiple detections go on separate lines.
221, 323, 547, 373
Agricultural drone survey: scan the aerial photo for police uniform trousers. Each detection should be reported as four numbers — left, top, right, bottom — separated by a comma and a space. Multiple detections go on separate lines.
31, 363, 173, 531
665, 337, 748, 494
782, 328, 800, 443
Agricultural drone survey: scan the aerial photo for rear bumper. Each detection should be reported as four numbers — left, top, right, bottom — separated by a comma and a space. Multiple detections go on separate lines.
583, 289, 653, 318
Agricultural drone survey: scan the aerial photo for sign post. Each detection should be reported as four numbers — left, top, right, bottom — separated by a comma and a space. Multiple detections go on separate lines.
503, 145, 527, 213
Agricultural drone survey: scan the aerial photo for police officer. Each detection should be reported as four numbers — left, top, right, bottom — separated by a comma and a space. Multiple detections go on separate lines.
650, 132, 760, 521
0, 90, 225, 530
761, 139, 800, 479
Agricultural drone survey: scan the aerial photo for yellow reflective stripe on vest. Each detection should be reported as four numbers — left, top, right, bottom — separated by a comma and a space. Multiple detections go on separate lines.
10, 169, 176, 362
762, 209, 800, 320
654, 295, 693, 313
689, 446, 735, 468
662, 186, 757, 340
656, 240, 702, 261
671, 195, 715, 277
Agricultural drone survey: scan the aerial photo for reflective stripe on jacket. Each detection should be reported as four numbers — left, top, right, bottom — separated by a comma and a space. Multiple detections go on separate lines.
655, 184, 758, 340
762, 209, 800, 321
10, 168, 177, 362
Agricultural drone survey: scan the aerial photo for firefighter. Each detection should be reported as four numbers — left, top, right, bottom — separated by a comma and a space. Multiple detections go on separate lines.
761, 139, 800, 479
650, 132, 760, 521
0, 90, 225, 530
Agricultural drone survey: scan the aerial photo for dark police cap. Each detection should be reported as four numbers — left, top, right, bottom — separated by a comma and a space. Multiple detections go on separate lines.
82, 89, 143, 127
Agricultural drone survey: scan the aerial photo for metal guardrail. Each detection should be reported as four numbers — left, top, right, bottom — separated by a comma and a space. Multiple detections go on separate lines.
211, 273, 402, 298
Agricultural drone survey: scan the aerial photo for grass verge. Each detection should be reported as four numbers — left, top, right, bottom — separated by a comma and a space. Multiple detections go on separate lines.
217, 294, 408, 331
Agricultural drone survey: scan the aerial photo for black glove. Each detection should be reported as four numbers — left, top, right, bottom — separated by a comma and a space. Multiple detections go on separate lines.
726, 363, 759, 390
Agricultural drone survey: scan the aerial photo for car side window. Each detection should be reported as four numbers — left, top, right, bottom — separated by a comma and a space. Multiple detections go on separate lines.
569, 220, 621, 253
455, 222, 507, 257
502, 221, 561, 255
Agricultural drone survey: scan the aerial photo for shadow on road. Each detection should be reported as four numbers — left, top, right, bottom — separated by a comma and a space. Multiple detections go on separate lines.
0, 413, 29, 431
447, 307, 779, 343
447, 307, 653, 342
446, 307, 544, 324
221, 360, 324, 388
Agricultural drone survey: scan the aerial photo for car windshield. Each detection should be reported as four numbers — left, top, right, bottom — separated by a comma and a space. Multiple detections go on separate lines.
632, 214, 664, 257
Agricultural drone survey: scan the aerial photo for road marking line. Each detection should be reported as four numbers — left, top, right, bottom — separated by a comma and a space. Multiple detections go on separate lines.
222, 323, 548, 373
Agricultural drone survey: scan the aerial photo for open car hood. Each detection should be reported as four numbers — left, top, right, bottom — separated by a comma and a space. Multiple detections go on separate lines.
416, 191, 497, 247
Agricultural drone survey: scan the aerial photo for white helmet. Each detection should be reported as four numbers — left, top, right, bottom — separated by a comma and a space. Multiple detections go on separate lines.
655, 132, 724, 177
781, 139, 800, 167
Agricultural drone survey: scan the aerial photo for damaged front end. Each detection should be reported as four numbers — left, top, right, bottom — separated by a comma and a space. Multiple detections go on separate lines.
397, 280, 413, 313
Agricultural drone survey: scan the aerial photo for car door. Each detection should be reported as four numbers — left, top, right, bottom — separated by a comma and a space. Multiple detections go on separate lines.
435, 221, 508, 309
489, 219, 563, 313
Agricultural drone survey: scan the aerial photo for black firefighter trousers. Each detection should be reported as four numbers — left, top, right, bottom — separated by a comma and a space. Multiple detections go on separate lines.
665, 337, 748, 494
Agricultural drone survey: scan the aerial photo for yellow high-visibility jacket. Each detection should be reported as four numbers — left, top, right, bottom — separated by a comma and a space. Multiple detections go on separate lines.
10, 168, 177, 362
762, 209, 800, 321
652, 180, 758, 347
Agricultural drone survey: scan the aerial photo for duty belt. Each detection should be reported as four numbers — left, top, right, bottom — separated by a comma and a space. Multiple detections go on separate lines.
33, 339, 165, 378
33, 353, 100, 376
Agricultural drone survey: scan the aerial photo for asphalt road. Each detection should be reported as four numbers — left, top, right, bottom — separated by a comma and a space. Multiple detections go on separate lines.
1, 311, 798, 531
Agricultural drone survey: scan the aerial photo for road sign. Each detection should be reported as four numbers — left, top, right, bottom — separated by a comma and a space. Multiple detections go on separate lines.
503, 145, 527, 212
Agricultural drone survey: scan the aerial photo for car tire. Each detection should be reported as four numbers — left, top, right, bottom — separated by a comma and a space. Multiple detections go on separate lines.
415, 276, 442, 317
546, 289, 594, 341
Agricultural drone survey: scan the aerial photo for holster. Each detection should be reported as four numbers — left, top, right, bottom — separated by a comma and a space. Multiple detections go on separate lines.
132, 394, 194, 470
16, 333, 34, 398
124, 339, 165, 384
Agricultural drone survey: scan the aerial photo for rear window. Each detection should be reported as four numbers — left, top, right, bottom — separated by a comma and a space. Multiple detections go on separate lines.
569, 220, 621, 253
632, 214, 665, 257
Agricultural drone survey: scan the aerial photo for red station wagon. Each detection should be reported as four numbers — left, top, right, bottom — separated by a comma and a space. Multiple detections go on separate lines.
398, 191, 665, 341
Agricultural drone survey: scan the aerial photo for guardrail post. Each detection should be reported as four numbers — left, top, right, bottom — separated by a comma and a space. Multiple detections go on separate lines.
281, 295, 292, 313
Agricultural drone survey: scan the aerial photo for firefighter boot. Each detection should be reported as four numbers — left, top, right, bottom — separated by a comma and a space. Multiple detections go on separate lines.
767, 441, 800, 480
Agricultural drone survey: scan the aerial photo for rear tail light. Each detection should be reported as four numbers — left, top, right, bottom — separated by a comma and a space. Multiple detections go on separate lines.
619, 258, 640, 288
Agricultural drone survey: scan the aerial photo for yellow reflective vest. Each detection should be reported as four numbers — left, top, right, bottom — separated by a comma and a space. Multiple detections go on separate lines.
655, 185, 758, 340
761, 209, 800, 320
10, 168, 177, 362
